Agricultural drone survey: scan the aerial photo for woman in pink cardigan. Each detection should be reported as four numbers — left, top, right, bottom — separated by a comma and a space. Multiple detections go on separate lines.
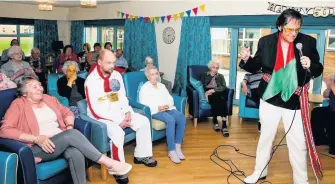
0, 77, 132, 184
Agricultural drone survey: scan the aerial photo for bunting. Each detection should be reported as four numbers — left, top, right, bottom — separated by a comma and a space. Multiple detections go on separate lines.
117, 4, 205, 23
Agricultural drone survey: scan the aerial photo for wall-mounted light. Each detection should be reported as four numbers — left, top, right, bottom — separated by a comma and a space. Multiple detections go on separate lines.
80, 0, 97, 8
38, 4, 53, 11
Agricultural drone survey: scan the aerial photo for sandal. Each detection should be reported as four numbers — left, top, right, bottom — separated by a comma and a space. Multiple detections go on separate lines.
213, 123, 220, 132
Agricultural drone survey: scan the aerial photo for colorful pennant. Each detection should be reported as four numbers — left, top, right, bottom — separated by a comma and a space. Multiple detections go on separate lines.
117, 4, 205, 23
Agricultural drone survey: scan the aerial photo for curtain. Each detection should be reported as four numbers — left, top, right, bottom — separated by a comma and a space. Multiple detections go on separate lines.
70, 21, 84, 53
172, 16, 211, 96
124, 19, 158, 70
34, 20, 59, 57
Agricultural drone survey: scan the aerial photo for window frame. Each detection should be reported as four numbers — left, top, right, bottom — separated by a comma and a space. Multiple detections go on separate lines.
326, 29, 335, 51
84, 26, 125, 50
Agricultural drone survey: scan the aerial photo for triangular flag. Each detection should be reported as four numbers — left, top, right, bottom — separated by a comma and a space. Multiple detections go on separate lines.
139, 17, 144, 22
173, 14, 178, 21
121, 12, 125, 18
200, 4, 205, 12
155, 17, 160, 23
161, 16, 165, 23
135, 16, 139, 21
179, 12, 185, 18
144, 17, 149, 23
129, 15, 133, 21
117, 11, 120, 17
149, 17, 154, 23
192, 7, 198, 15
186, 10, 191, 16
167, 15, 172, 22
126, 14, 129, 19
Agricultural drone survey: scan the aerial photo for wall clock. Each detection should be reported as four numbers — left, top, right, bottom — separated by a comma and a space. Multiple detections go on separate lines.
163, 27, 175, 44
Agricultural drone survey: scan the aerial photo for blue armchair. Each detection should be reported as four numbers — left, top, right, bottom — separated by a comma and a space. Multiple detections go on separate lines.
47, 72, 88, 107
186, 65, 234, 127
122, 71, 187, 141
0, 151, 18, 184
238, 83, 259, 124
0, 88, 93, 184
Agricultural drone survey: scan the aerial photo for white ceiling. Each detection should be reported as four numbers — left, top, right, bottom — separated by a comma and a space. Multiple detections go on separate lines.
3, 0, 130, 7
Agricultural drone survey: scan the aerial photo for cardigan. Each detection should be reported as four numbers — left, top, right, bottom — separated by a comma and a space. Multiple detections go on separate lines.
57, 75, 86, 104
0, 94, 74, 146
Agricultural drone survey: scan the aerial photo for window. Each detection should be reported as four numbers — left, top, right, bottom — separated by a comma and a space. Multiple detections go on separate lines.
84, 26, 124, 51
0, 25, 34, 56
238, 28, 262, 56
211, 28, 231, 56
327, 29, 335, 50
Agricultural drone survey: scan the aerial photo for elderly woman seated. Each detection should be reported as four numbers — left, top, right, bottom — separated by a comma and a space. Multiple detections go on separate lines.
0, 77, 132, 184
57, 61, 85, 117
311, 77, 335, 155
0, 46, 38, 83
140, 56, 172, 93
139, 66, 186, 164
201, 59, 229, 137
29, 48, 47, 92
55, 45, 78, 73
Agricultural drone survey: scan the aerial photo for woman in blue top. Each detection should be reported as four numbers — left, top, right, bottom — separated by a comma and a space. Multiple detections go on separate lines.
311, 76, 335, 155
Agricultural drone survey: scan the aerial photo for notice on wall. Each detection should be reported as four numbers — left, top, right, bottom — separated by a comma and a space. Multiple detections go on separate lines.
267, 2, 335, 17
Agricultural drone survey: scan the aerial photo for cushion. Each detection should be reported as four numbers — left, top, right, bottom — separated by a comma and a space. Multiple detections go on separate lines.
36, 158, 68, 180
200, 102, 212, 110
189, 77, 211, 109
136, 81, 145, 103
152, 119, 166, 131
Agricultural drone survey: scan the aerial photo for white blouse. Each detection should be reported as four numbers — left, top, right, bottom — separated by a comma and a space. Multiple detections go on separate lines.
32, 105, 62, 136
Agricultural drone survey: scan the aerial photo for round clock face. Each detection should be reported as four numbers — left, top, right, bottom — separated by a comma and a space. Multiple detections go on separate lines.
163, 27, 175, 44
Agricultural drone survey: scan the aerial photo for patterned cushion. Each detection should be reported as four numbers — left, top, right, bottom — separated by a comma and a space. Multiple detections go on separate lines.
152, 119, 166, 131
189, 77, 211, 109
136, 81, 144, 103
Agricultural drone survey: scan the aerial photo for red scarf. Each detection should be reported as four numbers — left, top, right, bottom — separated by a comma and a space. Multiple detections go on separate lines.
96, 65, 112, 93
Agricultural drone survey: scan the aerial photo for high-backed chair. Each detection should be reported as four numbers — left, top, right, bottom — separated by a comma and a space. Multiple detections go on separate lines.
77, 99, 137, 181
0, 88, 92, 184
122, 71, 186, 141
0, 151, 18, 184
186, 65, 234, 127
47, 71, 88, 107
238, 83, 259, 124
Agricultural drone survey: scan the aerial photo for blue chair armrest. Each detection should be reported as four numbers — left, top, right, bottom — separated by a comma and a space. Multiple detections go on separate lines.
74, 118, 91, 140
0, 151, 18, 184
129, 100, 153, 139
49, 90, 69, 107
322, 99, 329, 107
0, 138, 37, 184
172, 95, 186, 115
79, 115, 109, 153
186, 84, 200, 118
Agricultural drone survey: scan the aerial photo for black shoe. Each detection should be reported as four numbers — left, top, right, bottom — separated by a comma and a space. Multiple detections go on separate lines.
258, 122, 261, 132
329, 147, 335, 155
134, 157, 158, 167
221, 128, 229, 137
114, 175, 129, 184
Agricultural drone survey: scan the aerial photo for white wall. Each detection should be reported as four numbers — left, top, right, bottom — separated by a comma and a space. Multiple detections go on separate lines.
57, 21, 71, 45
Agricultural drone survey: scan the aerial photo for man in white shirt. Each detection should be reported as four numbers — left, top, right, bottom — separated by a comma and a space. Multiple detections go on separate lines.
139, 66, 186, 164
85, 49, 157, 184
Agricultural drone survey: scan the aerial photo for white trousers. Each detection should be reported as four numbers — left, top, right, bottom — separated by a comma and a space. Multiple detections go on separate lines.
101, 113, 153, 162
255, 99, 308, 184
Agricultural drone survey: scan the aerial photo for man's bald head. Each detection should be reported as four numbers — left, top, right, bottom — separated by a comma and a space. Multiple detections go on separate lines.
97, 49, 116, 75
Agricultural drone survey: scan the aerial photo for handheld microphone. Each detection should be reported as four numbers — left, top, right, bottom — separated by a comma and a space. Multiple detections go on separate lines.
296, 43, 303, 58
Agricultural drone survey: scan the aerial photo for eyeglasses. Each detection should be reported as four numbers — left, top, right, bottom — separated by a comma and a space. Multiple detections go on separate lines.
283, 27, 301, 33
13, 52, 22, 56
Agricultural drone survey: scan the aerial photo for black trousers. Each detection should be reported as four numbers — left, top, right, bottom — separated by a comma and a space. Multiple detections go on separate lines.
311, 106, 335, 150
207, 90, 228, 117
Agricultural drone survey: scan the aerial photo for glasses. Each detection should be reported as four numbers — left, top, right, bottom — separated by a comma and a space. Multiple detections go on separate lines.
13, 52, 22, 56
283, 27, 301, 33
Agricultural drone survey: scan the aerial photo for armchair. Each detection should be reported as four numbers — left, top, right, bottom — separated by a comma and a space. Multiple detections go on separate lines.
122, 71, 186, 141
238, 83, 259, 124
47, 71, 88, 107
0, 88, 93, 184
186, 65, 234, 127
0, 151, 18, 184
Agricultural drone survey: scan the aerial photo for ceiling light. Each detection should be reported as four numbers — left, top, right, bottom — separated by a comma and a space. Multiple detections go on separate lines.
80, 0, 97, 8
38, 4, 53, 11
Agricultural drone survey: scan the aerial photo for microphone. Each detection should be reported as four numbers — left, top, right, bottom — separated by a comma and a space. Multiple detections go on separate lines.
296, 43, 303, 58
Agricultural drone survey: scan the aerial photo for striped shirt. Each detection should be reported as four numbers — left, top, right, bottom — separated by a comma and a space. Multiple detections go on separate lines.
243, 71, 263, 90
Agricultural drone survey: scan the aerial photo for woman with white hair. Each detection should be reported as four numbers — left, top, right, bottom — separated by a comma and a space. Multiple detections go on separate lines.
0, 46, 38, 83
57, 61, 85, 117
139, 65, 186, 164
201, 59, 229, 137
29, 48, 47, 92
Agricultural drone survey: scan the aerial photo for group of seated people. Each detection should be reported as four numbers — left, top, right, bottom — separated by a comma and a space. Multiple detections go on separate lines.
0, 48, 185, 184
